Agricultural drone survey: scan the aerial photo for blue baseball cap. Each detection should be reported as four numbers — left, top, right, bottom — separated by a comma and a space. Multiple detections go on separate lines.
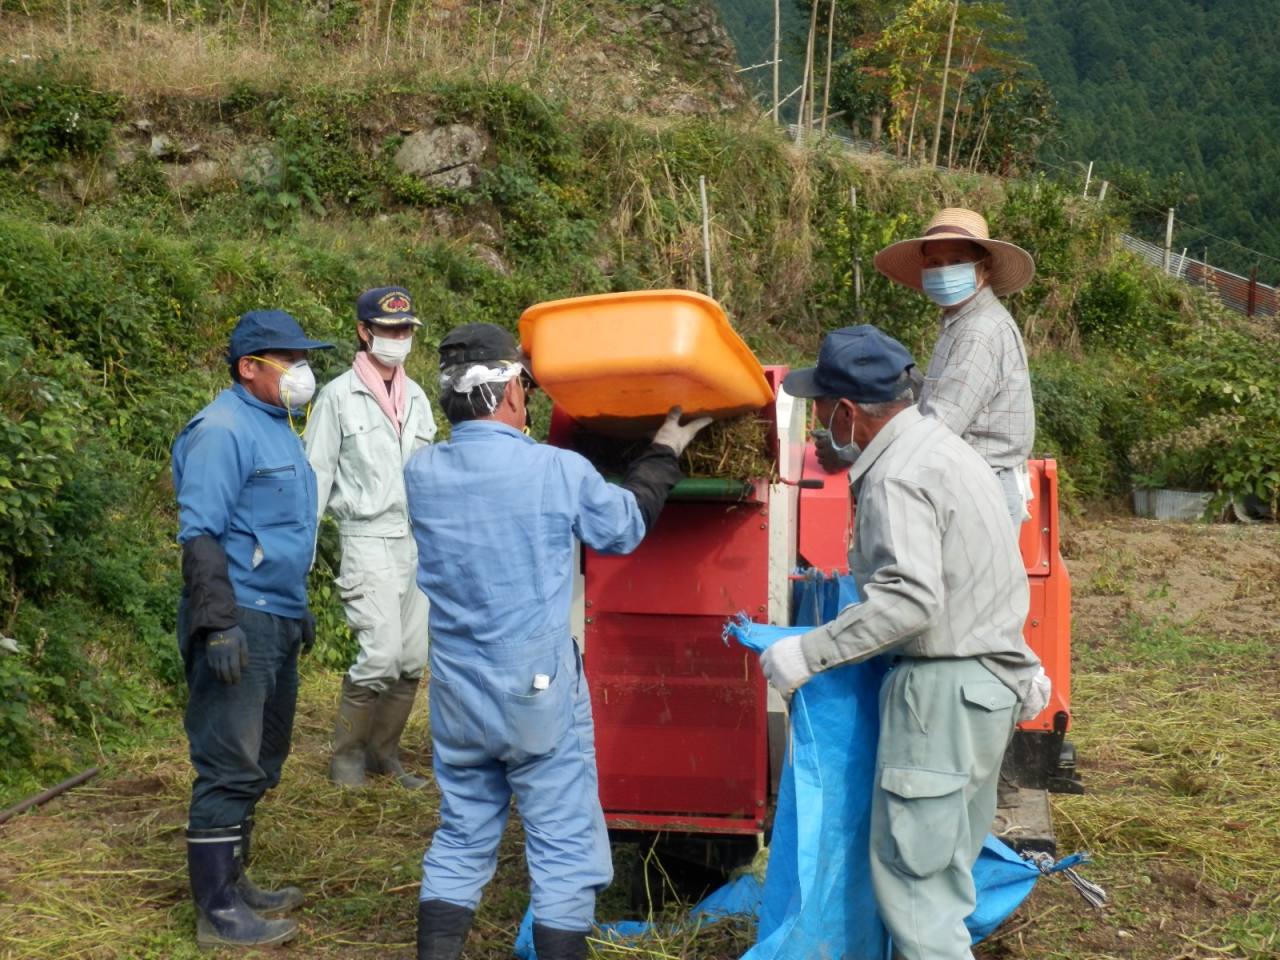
782, 325, 915, 403
228, 310, 335, 363
356, 286, 422, 327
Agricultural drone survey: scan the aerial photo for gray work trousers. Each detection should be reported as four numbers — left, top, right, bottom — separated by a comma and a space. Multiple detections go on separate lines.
871, 656, 1021, 960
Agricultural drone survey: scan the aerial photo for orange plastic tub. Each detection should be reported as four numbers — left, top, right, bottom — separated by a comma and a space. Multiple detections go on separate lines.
518, 290, 775, 437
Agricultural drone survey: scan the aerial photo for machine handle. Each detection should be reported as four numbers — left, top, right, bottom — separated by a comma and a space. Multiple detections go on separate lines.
780, 478, 825, 489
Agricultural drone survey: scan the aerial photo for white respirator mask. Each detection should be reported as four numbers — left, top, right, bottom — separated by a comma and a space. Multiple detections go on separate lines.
251, 355, 317, 412
370, 335, 413, 367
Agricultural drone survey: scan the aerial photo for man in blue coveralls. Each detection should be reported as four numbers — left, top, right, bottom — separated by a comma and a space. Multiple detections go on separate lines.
404, 322, 711, 960
172, 310, 333, 949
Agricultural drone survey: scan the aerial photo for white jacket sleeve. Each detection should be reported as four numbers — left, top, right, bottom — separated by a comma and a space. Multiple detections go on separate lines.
303, 383, 343, 528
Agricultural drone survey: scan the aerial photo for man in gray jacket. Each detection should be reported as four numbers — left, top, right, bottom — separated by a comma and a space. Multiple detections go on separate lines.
305, 286, 437, 788
762, 325, 1049, 960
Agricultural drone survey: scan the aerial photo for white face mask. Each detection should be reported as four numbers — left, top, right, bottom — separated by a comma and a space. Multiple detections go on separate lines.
277, 360, 316, 411
370, 335, 413, 367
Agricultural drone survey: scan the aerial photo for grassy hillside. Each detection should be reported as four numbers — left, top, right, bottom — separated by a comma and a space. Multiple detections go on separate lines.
1, 0, 1278, 815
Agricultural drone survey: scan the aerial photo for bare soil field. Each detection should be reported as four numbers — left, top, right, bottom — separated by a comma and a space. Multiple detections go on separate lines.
1, 517, 1277, 960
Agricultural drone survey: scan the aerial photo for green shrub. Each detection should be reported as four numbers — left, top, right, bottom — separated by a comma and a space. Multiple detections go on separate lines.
1131, 325, 1280, 505
0, 61, 121, 163
1073, 262, 1163, 347
0, 337, 84, 566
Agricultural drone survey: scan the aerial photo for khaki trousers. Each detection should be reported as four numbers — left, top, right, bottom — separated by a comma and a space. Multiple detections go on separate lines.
871, 656, 1020, 960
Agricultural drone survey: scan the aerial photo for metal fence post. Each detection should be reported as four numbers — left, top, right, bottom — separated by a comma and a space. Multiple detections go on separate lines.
699, 175, 713, 301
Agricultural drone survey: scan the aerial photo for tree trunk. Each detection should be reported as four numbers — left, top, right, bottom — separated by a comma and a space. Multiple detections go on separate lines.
946, 42, 979, 169
772, 0, 780, 123
930, 0, 959, 167
800, 0, 820, 133
903, 56, 931, 161
821, 0, 837, 131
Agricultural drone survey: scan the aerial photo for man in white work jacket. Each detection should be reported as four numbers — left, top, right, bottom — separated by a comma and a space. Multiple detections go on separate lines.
305, 286, 438, 789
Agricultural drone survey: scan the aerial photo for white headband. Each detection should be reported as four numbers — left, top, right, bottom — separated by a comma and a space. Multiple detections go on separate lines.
440, 361, 522, 415
440, 361, 522, 395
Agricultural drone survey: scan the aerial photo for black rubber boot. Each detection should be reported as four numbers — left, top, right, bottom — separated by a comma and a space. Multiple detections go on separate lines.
236, 816, 304, 916
533, 923, 590, 960
330, 675, 378, 787
997, 748, 1021, 808
187, 826, 297, 949
416, 898, 475, 960
366, 676, 428, 789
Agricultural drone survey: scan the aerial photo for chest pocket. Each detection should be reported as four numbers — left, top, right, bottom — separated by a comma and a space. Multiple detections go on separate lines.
250, 463, 298, 527
340, 412, 375, 443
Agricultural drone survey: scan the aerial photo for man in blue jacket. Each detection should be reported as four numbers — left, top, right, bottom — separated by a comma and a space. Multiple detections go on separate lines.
172, 310, 333, 949
404, 323, 710, 960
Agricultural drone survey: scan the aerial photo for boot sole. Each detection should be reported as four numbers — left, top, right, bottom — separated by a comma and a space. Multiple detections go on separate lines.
196, 920, 297, 950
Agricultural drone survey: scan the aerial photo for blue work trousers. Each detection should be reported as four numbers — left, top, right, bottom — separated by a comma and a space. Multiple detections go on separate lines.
180, 602, 302, 830
420, 635, 611, 930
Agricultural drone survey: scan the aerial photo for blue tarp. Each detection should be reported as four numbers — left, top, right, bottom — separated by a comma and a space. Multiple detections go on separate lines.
732, 573, 889, 960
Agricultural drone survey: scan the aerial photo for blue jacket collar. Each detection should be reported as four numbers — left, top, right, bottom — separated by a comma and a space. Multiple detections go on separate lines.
449, 420, 536, 445
231, 382, 291, 419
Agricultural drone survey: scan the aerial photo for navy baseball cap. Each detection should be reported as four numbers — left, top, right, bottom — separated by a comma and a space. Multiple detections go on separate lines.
783, 325, 915, 403
228, 310, 335, 363
356, 286, 422, 327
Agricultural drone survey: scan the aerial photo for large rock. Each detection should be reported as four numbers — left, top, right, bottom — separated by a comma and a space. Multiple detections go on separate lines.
162, 161, 224, 194
394, 124, 488, 190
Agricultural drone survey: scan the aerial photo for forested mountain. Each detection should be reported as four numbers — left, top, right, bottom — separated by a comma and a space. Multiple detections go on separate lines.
717, 0, 1280, 284
1004, 0, 1280, 284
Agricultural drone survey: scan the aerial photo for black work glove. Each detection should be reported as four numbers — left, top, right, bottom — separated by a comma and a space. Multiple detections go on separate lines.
810, 428, 855, 473
206, 626, 249, 685
301, 610, 316, 654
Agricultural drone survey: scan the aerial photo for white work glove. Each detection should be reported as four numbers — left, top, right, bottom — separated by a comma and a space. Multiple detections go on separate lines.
759, 634, 814, 702
651, 406, 714, 457
1018, 667, 1052, 722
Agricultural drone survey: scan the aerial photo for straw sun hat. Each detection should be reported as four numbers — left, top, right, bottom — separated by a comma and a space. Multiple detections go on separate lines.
873, 207, 1035, 297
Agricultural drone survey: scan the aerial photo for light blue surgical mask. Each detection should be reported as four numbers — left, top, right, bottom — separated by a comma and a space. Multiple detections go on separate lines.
826, 406, 860, 463
921, 262, 980, 307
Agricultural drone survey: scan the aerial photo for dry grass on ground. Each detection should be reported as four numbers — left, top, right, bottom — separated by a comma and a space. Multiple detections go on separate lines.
0, 3, 730, 115
1, 518, 1278, 959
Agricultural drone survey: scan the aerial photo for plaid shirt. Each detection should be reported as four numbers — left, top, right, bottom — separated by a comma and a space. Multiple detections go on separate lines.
917, 286, 1034, 470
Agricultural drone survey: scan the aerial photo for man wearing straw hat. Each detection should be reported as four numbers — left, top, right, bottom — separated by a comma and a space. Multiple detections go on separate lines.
875, 207, 1037, 808
873, 207, 1036, 529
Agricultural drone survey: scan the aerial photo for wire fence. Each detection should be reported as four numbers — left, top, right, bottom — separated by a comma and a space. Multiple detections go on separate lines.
788, 125, 1280, 320
1118, 235, 1278, 319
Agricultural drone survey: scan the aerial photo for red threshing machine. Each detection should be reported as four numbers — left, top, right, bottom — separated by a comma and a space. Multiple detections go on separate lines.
548, 371, 1079, 874
526, 290, 1079, 883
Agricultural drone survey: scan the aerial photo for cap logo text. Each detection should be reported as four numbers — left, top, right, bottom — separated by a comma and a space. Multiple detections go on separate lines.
378, 292, 412, 313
